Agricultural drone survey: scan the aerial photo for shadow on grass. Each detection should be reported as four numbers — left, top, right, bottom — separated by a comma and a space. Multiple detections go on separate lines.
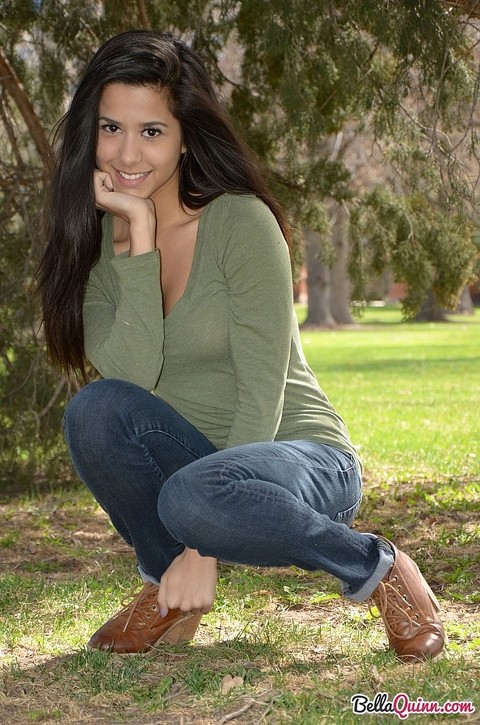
305, 355, 480, 375
0, 638, 323, 724
0, 636, 415, 725
2, 631, 478, 725
0, 466, 79, 503
356, 475, 480, 602
1, 472, 479, 725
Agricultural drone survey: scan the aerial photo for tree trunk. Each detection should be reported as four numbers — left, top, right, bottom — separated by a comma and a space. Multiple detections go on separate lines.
302, 204, 354, 327
455, 286, 474, 315
330, 203, 354, 324
302, 228, 335, 326
136, 0, 152, 28
415, 290, 448, 321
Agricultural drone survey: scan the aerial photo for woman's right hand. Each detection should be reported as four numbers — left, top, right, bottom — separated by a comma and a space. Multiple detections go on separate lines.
93, 170, 156, 255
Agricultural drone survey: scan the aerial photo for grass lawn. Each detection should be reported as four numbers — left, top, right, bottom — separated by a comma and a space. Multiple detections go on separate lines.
297, 304, 479, 481
0, 306, 479, 724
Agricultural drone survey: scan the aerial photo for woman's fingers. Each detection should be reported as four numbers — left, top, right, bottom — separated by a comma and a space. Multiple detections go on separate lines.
157, 549, 218, 616
94, 169, 114, 193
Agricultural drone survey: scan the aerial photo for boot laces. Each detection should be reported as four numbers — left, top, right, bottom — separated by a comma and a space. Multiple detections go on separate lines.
369, 575, 421, 639
110, 583, 159, 633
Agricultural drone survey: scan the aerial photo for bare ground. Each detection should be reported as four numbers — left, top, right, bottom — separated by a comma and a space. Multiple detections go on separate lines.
1, 476, 479, 724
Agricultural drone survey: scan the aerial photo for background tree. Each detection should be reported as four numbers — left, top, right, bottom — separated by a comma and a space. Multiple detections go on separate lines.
1, 0, 479, 484
226, 0, 479, 324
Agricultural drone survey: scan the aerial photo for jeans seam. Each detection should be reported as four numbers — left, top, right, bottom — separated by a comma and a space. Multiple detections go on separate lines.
334, 495, 362, 523
216, 452, 358, 475
137, 429, 211, 462
214, 475, 333, 509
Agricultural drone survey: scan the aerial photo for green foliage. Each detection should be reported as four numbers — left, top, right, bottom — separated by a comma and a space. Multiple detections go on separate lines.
1, 0, 480, 480
349, 186, 475, 315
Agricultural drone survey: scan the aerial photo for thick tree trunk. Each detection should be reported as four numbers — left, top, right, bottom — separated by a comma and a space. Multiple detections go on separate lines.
330, 203, 354, 324
415, 290, 448, 321
302, 228, 335, 326
136, 0, 152, 28
455, 286, 474, 315
302, 204, 354, 327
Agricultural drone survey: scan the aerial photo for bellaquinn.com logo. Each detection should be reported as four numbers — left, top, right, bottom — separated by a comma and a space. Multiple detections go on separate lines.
351, 692, 476, 720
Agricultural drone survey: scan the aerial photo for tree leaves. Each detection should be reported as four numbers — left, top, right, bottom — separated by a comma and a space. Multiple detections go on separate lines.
1, 0, 479, 479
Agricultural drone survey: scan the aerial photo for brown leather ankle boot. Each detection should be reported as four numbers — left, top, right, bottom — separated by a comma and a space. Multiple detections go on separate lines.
88, 582, 202, 654
370, 539, 445, 663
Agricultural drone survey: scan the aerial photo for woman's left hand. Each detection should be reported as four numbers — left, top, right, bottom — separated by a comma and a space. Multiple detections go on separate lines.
157, 548, 218, 616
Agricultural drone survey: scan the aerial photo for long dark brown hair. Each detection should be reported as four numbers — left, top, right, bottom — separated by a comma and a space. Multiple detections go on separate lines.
37, 30, 292, 380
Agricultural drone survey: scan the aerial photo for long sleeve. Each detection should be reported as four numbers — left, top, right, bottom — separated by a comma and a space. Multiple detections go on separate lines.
221, 198, 294, 448
83, 250, 165, 390
82, 196, 358, 462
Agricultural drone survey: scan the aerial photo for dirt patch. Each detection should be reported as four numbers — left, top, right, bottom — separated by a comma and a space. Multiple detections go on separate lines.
1, 479, 479, 724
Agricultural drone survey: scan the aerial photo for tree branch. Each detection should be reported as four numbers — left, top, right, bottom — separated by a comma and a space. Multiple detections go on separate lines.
441, 0, 480, 19
0, 50, 53, 169
136, 0, 152, 29
35, 376, 67, 420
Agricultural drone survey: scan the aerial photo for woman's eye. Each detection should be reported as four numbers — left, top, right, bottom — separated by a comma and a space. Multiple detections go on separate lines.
143, 128, 162, 138
101, 123, 119, 134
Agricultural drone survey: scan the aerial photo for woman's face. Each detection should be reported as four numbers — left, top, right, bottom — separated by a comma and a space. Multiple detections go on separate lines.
96, 82, 185, 203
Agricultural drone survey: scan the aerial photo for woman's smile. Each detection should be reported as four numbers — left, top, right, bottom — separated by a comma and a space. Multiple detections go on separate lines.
96, 83, 185, 203
115, 168, 152, 186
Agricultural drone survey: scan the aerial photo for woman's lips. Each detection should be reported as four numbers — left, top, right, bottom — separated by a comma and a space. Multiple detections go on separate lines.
115, 169, 151, 187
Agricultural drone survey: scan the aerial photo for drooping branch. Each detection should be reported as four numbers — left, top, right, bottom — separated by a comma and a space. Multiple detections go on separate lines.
136, 0, 152, 29
441, 0, 480, 19
0, 50, 53, 170
0, 90, 23, 166
35, 376, 67, 420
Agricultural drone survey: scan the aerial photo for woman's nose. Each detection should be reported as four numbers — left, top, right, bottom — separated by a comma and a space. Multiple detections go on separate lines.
118, 135, 142, 166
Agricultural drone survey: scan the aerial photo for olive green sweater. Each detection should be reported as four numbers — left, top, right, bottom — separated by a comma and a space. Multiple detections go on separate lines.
84, 193, 360, 466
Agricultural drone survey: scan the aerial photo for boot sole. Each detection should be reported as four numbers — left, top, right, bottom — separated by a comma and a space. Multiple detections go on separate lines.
155, 612, 203, 646
87, 612, 203, 655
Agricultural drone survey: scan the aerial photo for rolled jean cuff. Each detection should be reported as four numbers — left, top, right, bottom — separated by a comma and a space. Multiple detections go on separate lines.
137, 564, 160, 585
342, 535, 395, 602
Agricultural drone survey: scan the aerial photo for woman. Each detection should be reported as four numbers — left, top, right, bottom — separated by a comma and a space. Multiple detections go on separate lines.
37, 30, 444, 662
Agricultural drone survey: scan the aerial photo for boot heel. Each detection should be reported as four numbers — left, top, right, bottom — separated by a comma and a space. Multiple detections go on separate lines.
161, 613, 202, 645
417, 571, 449, 644
417, 567, 441, 612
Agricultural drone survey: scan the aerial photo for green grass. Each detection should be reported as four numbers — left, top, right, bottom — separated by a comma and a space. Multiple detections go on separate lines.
297, 304, 480, 480
1, 305, 479, 724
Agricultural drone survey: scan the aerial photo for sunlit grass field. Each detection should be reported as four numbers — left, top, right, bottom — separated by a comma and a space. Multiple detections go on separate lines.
1, 305, 479, 724
297, 305, 479, 481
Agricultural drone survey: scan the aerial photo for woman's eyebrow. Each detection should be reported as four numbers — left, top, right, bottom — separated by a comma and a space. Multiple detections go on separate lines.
98, 115, 169, 128
143, 120, 169, 128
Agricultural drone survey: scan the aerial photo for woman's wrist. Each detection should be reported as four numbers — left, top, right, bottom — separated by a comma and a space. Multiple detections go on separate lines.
128, 202, 156, 256
183, 547, 217, 564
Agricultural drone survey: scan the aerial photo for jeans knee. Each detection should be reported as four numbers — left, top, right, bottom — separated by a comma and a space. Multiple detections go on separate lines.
64, 379, 127, 449
65, 380, 100, 425
158, 467, 206, 541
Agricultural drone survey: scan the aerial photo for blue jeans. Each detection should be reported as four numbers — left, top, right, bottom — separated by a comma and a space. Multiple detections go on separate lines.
63, 379, 393, 601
